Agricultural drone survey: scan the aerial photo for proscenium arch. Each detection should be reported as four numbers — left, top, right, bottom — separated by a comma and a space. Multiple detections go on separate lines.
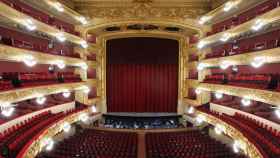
92, 31, 194, 114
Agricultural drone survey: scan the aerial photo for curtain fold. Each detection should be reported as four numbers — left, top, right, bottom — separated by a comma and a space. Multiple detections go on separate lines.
107, 64, 178, 112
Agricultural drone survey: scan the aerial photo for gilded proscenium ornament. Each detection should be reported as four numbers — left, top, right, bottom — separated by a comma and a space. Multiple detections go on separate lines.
21, 109, 102, 158
197, 111, 263, 158
201, 47, 280, 67
0, 82, 94, 105
0, 44, 85, 67
199, 83, 280, 108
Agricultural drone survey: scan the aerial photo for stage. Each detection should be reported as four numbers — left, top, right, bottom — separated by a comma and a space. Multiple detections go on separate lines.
102, 113, 182, 129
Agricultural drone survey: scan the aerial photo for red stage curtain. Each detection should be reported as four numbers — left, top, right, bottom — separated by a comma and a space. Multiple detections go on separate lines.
107, 64, 178, 112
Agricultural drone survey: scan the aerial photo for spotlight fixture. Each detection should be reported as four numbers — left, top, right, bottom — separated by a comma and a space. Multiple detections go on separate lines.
241, 98, 251, 106
62, 91, 71, 98
198, 16, 211, 25
80, 40, 88, 48
62, 122, 71, 132
91, 105, 97, 113
53, 2, 64, 12
220, 33, 231, 42
251, 56, 265, 68
56, 33, 66, 42
23, 19, 36, 31
215, 92, 223, 99
251, 19, 266, 31
23, 56, 37, 67
36, 96, 46, 105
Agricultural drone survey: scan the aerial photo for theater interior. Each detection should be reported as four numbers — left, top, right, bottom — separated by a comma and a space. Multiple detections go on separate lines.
0, 0, 279, 158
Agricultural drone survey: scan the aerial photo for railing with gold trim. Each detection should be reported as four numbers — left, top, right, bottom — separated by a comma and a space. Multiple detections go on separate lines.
0, 81, 97, 105
18, 108, 102, 158
0, 44, 86, 67
201, 47, 280, 67
198, 83, 280, 108
200, 6, 280, 48
0, 2, 85, 46
196, 110, 263, 158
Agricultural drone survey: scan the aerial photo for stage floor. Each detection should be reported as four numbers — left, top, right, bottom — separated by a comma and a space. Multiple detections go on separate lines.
105, 112, 180, 117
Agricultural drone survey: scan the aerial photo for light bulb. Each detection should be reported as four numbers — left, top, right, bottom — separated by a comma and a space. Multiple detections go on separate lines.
23, 56, 37, 67
215, 92, 223, 99
56, 33, 66, 42
24, 19, 36, 31
197, 40, 206, 49
223, 1, 235, 12
56, 60, 65, 69
195, 88, 202, 94
187, 106, 195, 114
220, 61, 231, 70
80, 40, 88, 48
91, 106, 97, 113
233, 140, 241, 153
81, 63, 88, 70
79, 113, 89, 122
241, 98, 251, 106
215, 124, 225, 135
62, 122, 71, 132
36, 96, 46, 105
1, 107, 15, 117
220, 33, 231, 42
275, 109, 280, 119
196, 114, 205, 125
197, 63, 206, 71
77, 16, 88, 25
62, 91, 71, 98
54, 2, 64, 12
251, 19, 266, 31
251, 56, 265, 68
198, 16, 211, 25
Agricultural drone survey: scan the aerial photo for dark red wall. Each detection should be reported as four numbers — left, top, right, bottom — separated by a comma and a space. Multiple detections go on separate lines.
106, 37, 179, 112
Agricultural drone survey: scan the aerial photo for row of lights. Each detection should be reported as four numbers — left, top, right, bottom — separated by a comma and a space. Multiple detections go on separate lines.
22, 18, 89, 48
0, 86, 91, 117
197, 56, 266, 71
198, 0, 241, 25
194, 88, 280, 118
198, 18, 267, 50
187, 107, 245, 154
22, 55, 88, 70
40, 105, 97, 151
53, 2, 88, 25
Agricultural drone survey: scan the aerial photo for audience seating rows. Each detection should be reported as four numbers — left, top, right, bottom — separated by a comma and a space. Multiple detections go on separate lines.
208, 0, 280, 35
36, 129, 138, 158
0, 71, 81, 91
0, 103, 88, 158
0, 0, 79, 36
198, 106, 280, 158
206, 29, 280, 59
203, 73, 278, 90
0, 26, 80, 58
0, 93, 74, 125
146, 130, 246, 158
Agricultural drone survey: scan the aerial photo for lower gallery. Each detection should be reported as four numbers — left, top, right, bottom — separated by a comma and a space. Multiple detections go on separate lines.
0, 0, 279, 158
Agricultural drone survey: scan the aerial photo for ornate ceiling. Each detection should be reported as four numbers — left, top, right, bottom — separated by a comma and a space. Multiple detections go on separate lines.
68, 0, 216, 19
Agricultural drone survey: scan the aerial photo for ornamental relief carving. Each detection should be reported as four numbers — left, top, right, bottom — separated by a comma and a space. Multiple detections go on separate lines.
79, 3, 207, 20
